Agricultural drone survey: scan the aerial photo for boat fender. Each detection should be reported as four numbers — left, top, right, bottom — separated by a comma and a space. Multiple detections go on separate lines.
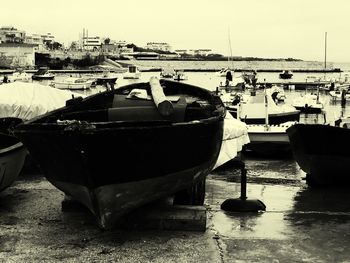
149, 76, 174, 117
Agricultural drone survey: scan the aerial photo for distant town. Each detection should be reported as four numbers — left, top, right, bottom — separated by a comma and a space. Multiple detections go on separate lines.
0, 26, 302, 69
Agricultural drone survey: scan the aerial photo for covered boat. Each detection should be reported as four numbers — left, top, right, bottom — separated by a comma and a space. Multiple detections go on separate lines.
0, 133, 27, 191
287, 123, 350, 185
14, 77, 225, 229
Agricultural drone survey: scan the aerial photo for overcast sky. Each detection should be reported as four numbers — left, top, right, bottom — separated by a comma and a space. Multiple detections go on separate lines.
1, 0, 350, 62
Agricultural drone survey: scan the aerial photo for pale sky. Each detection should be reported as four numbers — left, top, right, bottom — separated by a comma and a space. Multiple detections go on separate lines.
1, 0, 350, 62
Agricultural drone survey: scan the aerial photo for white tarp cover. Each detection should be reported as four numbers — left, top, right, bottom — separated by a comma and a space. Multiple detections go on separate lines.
0, 82, 84, 120
214, 112, 250, 170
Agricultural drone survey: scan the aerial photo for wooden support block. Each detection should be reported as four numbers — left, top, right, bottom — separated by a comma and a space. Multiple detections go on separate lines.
118, 204, 207, 232
61, 194, 89, 213
61, 195, 207, 231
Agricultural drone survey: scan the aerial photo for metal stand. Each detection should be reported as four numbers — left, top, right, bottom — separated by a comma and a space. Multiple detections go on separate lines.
221, 161, 266, 212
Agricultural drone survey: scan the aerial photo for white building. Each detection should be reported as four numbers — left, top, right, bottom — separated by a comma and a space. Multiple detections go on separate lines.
145, 42, 171, 52
42, 33, 55, 45
82, 36, 101, 51
174, 49, 188, 55
189, 49, 212, 56
0, 26, 26, 43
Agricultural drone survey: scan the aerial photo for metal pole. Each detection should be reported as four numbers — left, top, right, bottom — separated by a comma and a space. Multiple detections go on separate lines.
324, 32, 327, 70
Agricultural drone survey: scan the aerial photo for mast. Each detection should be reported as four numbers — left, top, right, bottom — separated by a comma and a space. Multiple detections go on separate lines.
324, 32, 327, 70
228, 28, 233, 70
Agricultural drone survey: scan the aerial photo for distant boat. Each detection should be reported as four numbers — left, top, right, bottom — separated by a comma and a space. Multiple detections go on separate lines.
225, 91, 300, 125
279, 70, 293, 79
292, 91, 324, 113
216, 67, 232, 77
329, 87, 350, 101
7, 71, 31, 83
123, 65, 141, 79
160, 68, 175, 78
95, 72, 118, 86
52, 77, 93, 90
287, 123, 350, 185
0, 133, 27, 191
32, 68, 55, 80
245, 122, 293, 155
173, 70, 188, 81
14, 77, 225, 229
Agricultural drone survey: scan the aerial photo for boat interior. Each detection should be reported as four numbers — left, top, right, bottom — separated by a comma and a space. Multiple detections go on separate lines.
31, 81, 225, 125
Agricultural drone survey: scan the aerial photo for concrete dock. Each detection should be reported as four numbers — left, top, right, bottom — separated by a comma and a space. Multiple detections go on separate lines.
0, 163, 349, 262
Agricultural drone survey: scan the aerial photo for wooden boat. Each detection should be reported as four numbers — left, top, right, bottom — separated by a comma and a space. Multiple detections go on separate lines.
95, 72, 118, 86
287, 123, 350, 185
279, 70, 293, 79
52, 77, 93, 90
31, 68, 55, 80
14, 77, 225, 229
0, 133, 27, 191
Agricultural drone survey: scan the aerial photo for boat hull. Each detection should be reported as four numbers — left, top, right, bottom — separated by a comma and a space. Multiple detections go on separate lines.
32, 75, 55, 80
0, 135, 27, 191
228, 109, 300, 125
245, 125, 290, 155
14, 79, 225, 228
287, 124, 350, 185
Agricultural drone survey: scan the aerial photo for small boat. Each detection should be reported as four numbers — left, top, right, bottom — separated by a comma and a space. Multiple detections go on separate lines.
287, 123, 350, 185
95, 72, 118, 86
242, 70, 258, 86
173, 70, 188, 81
216, 67, 231, 77
292, 91, 324, 113
0, 133, 27, 191
14, 77, 225, 229
31, 68, 55, 81
267, 85, 286, 102
123, 65, 141, 79
225, 91, 300, 125
279, 70, 293, 79
329, 88, 350, 101
245, 122, 294, 155
52, 77, 93, 90
160, 68, 175, 79
7, 71, 31, 83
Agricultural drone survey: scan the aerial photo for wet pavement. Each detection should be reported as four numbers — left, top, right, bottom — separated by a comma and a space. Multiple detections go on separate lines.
0, 157, 350, 262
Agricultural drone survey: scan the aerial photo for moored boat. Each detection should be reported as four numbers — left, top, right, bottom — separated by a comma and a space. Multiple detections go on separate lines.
123, 65, 141, 79
52, 77, 93, 90
225, 91, 300, 125
14, 77, 225, 229
245, 122, 293, 155
31, 68, 55, 80
292, 92, 324, 113
0, 133, 27, 191
173, 70, 188, 81
279, 70, 293, 79
95, 72, 118, 86
287, 123, 350, 185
